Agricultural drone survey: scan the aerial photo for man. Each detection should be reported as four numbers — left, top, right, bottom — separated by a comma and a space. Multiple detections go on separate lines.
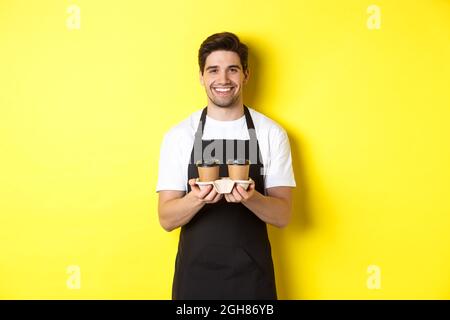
156, 32, 296, 299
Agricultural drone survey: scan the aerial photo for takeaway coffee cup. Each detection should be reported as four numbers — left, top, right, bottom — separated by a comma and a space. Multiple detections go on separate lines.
227, 159, 250, 181
196, 159, 220, 182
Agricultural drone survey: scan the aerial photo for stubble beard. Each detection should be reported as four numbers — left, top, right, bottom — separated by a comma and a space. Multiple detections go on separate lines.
207, 88, 241, 108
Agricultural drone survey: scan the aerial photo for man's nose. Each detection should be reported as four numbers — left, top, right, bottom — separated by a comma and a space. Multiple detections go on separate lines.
218, 70, 230, 83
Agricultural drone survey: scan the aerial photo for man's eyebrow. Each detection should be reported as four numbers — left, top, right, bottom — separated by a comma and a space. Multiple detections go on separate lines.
205, 65, 242, 70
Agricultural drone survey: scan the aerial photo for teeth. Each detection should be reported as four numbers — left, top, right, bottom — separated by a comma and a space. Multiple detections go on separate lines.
214, 87, 232, 92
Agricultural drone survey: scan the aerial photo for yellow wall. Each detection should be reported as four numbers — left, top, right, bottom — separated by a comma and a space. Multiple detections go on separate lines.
1, 0, 449, 299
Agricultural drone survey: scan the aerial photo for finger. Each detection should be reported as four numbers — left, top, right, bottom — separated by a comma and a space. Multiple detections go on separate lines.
189, 178, 206, 194
227, 192, 237, 202
197, 184, 213, 199
224, 194, 230, 202
204, 188, 218, 202
211, 192, 223, 203
237, 185, 252, 202
231, 188, 243, 202
235, 185, 246, 197
190, 183, 201, 193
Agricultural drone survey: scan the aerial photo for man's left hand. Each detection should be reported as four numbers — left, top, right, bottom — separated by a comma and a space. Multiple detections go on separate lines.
224, 181, 256, 203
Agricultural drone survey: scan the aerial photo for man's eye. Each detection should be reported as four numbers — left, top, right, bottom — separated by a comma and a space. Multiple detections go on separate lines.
209, 69, 217, 73
230, 68, 238, 73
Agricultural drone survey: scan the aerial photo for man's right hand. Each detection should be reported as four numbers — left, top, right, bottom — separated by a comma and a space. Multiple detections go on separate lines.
158, 180, 223, 231
188, 178, 223, 204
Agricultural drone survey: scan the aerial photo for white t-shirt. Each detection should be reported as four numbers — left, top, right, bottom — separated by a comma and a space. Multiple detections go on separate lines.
156, 107, 296, 192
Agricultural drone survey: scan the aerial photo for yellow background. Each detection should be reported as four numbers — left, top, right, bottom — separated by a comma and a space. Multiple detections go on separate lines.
1, 0, 449, 299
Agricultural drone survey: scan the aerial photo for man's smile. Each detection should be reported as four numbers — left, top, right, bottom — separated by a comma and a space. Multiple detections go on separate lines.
212, 86, 235, 96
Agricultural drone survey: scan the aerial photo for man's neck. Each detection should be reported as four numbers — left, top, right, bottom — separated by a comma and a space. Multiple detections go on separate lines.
206, 102, 245, 121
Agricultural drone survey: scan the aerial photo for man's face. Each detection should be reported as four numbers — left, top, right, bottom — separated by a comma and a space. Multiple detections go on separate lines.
200, 50, 249, 108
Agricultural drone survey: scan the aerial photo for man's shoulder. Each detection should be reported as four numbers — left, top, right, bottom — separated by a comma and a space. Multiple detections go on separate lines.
163, 108, 203, 141
248, 107, 287, 136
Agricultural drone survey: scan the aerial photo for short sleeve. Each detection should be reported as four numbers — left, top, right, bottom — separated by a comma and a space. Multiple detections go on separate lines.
264, 128, 296, 189
156, 131, 188, 192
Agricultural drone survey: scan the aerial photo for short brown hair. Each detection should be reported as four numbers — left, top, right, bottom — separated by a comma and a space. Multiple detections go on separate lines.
198, 32, 248, 74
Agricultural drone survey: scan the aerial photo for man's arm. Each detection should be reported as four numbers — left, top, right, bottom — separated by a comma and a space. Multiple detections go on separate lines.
225, 184, 293, 228
158, 180, 223, 232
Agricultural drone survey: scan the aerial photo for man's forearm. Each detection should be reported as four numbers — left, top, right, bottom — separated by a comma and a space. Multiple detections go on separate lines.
242, 191, 291, 228
159, 193, 205, 231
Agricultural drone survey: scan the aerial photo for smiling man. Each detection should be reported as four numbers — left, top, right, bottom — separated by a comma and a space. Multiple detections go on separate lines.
156, 32, 296, 300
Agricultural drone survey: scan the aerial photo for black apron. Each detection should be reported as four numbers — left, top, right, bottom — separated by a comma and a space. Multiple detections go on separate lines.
172, 106, 277, 300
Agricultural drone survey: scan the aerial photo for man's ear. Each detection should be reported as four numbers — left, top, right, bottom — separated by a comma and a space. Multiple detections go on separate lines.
243, 69, 250, 85
199, 70, 204, 86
